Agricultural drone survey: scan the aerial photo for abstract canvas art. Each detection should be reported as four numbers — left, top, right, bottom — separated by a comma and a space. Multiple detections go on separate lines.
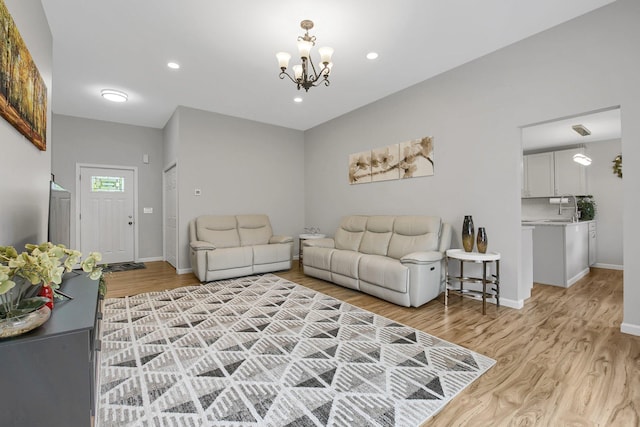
0, 0, 47, 150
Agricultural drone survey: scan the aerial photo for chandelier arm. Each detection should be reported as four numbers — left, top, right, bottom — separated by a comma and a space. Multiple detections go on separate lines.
279, 70, 299, 84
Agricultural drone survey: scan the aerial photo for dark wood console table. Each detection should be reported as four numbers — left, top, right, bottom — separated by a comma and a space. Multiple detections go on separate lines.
0, 273, 101, 427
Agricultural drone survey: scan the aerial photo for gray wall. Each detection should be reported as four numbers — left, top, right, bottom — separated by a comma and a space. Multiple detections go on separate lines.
51, 114, 164, 260
169, 106, 305, 271
303, 0, 640, 332
0, 0, 52, 248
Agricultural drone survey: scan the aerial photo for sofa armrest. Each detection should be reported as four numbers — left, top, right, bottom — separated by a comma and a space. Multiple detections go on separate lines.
190, 240, 216, 251
303, 238, 335, 249
270, 235, 293, 244
400, 251, 443, 265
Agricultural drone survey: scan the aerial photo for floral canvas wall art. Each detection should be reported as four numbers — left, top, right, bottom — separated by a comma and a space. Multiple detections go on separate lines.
0, 0, 48, 151
348, 150, 372, 184
349, 136, 434, 185
371, 144, 400, 182
399, 136, 434, 179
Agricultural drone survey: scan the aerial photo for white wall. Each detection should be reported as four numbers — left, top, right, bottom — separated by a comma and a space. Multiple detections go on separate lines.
586, 140, 623, 268
0, 0, 52, 248
172, 106, 305, 271
304, 0, 640, 332
51, 114, 164, 259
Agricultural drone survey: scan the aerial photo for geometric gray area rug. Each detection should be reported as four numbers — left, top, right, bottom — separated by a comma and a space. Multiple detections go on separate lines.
96, 274, 495, 427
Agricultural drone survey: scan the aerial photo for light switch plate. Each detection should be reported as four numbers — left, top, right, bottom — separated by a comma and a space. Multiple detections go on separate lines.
143, 207, 153, 214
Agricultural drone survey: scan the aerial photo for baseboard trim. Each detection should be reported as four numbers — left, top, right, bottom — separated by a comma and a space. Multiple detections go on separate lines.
621, 322, 640, 336
177, 267, 193, 275
593, 263, 623, 271
567, 268, 590, 287
500, 298, 524, 310
137, 256, 163, 263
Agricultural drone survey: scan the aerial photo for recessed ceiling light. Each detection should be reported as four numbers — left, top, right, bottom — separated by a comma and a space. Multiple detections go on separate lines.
366, 52, 379, 60
294, 97, 303, 103
101, 89, 128, 103
167, 62, 180, 69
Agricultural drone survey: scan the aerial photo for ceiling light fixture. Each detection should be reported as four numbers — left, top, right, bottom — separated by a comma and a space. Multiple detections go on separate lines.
167, 62, 180, 69
276, 20, 333, 92
573, 153, 592, 166
571, 124, 592, 165
572, 124, 591, 136
101, 89, 128, 103
294, 97, 303, 103
366, 52, 379, 60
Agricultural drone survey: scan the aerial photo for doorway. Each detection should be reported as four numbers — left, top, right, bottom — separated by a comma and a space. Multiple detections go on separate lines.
77, 165, 137, 264
163, 163, 177, 268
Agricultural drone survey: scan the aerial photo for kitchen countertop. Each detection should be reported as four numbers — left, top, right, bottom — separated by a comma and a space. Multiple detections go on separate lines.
521, 219, 595, 226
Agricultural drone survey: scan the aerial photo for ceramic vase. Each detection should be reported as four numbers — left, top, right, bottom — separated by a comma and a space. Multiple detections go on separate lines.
477, 227, 488, 253
462, 215, 475, 252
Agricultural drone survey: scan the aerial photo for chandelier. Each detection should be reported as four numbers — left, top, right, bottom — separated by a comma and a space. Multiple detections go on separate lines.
276, 20, 334, 92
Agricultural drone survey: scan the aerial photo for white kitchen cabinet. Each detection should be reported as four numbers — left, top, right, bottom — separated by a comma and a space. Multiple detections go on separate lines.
554, 148, 587, 196
531, 222, 589, 287
523, 152, 555, 197
522, 148, 588, 198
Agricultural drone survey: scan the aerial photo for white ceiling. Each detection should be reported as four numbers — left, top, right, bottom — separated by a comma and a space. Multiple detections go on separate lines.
41, 0, 616, 131
522, 108, 621, 152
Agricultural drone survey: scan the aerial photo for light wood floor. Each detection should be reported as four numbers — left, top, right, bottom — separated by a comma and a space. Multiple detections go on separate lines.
106, 262, 639, 426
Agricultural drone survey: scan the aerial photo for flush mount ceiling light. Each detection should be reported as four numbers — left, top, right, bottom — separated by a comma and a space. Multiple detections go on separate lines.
571, 124, 592, 165
366, 52, 379, 60
572, 124, 591, 136
573, 153, 592, 166
100, 89, 128, 103
167, 62, 180, 69
276, 20, 333, 92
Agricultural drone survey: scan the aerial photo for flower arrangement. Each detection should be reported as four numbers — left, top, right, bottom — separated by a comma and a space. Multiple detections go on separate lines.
577, 196, 597, 221
0, 243, 103, 320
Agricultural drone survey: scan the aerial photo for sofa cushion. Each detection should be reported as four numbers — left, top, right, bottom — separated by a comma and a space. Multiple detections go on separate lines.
359, 215, 395, 256
334, 215, 368, 251
331, 249, 363, 279
303, 246, 334, 271
237, 215, 273, 246
197, 215, 240, 248
358, 255, 409, 293
253, 243, 290, 265
206, 246, 253, 271
387, 216, 441, 259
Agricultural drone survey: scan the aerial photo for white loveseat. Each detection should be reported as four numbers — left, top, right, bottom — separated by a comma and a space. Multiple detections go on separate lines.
189, 214, 293, 282
303, 215, 452, 307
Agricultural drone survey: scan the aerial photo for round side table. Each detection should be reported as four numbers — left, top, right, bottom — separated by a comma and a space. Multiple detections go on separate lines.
298, 233, 326, 267
445, 249, 500, 315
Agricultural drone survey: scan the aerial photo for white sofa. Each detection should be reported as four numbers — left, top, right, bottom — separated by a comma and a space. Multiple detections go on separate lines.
303, 215, 452, 307
189, 214, 293, 282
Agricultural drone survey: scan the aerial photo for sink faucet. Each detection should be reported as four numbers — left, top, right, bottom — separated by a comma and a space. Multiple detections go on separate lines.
558, 194, 579, 222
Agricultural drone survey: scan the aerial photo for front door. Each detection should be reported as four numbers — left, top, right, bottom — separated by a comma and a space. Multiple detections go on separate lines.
79, 166, 135, 265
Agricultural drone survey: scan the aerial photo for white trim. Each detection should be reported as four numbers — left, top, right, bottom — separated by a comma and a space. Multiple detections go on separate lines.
177, 267, 193, 275
500, 298, 524, 309
76, 163, 139, 262
621, 322, 640, 336
162, 162, 178, 269
593, 263, 624, 271
566, 267, 590, 287
138, 256, 163, 263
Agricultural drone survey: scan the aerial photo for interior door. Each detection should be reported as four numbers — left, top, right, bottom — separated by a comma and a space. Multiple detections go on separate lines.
164, 164, 177, 268
80, 166, 135, 265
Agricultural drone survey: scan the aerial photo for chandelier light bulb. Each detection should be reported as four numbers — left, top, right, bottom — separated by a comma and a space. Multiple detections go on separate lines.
318, 46, 334, 64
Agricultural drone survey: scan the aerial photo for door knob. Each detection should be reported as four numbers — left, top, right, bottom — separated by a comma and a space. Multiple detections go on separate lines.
128, 221, 133, 225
